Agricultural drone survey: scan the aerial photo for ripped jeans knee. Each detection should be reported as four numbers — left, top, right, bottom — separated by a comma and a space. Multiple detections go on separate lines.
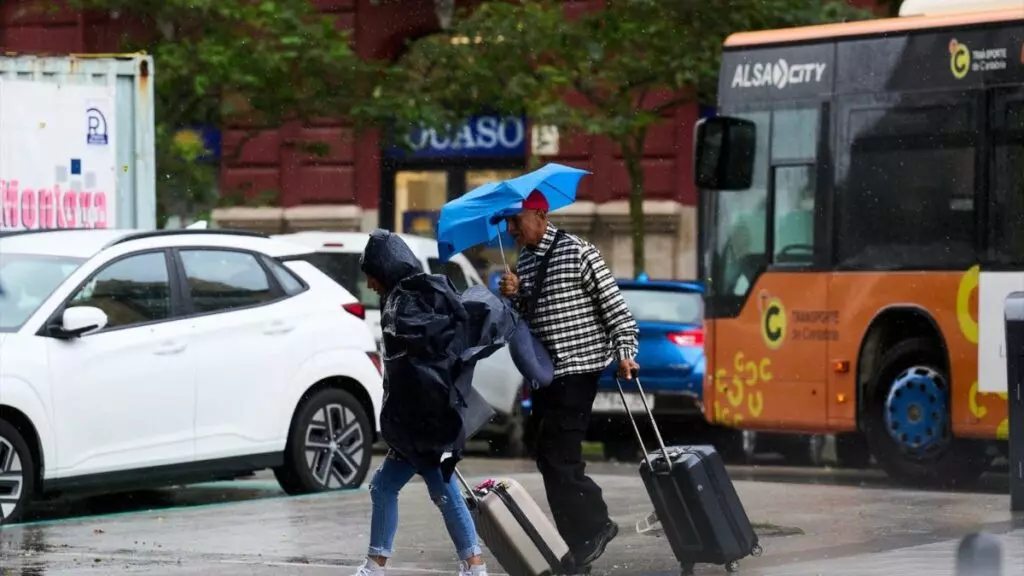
426, 477, 481, 561
369, 478, 390, 507
370, 461, 405, 499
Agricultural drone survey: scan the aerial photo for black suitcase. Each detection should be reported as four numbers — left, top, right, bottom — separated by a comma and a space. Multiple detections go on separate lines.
615, 376, 762, 575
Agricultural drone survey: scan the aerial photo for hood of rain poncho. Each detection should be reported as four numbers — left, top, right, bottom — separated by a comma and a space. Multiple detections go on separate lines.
361, 229, 521, 480
360, 228, 423, 292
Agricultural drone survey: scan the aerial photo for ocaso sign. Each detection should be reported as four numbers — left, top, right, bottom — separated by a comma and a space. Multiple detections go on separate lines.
388, 115, 527, 159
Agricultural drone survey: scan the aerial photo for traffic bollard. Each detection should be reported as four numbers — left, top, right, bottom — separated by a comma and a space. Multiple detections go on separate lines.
956, 532, 1002, 576
1003, 292, 1024, 512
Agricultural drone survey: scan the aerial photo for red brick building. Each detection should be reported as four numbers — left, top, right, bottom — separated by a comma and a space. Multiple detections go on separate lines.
2, 0, 880, 277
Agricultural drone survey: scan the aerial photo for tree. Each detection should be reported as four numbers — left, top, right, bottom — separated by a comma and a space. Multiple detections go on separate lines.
874, 0, 904, 16
69, 0, 376, 225
373, 0, 873, 276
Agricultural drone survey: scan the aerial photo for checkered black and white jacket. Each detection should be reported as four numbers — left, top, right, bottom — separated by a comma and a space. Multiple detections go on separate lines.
512, 223, 639, 378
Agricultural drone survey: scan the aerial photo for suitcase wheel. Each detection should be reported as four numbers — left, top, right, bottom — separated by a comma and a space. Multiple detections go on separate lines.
751, 543, 764, 557
680, 565, 695, 576
724, 561, 740, 573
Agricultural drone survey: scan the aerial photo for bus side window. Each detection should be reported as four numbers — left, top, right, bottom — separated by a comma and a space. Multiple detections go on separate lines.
769, 108, 819, 267
772, 165, 816, 265
836, 100, 976, 269
990, 97, 1024, 265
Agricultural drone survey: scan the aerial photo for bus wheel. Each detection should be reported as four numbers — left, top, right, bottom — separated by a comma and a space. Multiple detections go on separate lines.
864, 338, 986, 488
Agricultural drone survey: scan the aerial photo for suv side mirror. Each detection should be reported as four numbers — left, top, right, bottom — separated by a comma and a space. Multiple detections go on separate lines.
52, 306, 108, 339
694, 116, 757, 191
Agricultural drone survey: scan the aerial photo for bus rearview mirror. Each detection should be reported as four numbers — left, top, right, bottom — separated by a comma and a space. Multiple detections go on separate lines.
694, 116, 756, 191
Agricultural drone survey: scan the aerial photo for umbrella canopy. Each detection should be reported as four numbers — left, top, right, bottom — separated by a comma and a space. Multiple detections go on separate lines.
436, 163, 590, 263
497, 162, 590, 213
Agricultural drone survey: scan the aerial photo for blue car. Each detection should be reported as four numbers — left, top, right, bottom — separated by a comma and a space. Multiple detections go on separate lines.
589, 277, 706, 461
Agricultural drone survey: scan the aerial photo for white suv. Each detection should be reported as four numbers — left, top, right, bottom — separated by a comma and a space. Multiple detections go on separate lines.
0, 229, 383, 524
273, 231, 528, 457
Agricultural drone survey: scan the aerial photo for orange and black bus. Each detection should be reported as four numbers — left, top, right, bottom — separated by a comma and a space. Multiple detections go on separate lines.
692, 6, 1023, 487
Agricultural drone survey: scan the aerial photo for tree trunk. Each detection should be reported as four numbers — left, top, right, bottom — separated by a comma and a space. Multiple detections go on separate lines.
621, 133, 647, 278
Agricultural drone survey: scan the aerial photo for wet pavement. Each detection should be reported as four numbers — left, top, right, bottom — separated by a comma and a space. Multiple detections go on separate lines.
0, 457, 1021, 575
759, 529, 1024, 576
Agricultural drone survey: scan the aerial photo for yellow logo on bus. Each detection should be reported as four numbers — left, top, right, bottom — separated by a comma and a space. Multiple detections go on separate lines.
950, 39, 970, 79
761, 297, 786, 350
956, 264, 979, 344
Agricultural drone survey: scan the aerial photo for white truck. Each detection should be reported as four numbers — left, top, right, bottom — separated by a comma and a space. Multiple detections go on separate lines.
0, 54, 156, 231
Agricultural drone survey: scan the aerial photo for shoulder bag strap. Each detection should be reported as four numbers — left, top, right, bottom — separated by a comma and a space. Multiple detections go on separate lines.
523, 230, 566, 320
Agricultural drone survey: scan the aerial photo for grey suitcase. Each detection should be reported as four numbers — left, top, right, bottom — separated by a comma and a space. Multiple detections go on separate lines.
455, 471, 573, 576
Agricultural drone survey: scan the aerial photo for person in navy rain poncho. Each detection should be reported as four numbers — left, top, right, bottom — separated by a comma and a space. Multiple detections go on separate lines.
352, 229, 512, 576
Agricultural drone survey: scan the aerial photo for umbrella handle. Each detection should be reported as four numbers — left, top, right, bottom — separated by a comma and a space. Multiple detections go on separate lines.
496, 224, 510, 273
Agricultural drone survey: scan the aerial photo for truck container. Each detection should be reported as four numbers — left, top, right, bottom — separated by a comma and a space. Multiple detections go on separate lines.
0, 53, 155, 230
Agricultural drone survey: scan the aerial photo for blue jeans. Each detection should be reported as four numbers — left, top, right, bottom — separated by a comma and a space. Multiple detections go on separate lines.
368, 453, 482, 561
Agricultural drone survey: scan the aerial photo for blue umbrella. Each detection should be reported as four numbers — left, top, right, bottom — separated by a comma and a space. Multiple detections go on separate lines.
436, 211, 515, 263
497, 162, 590, 213
437, 163, 591, 265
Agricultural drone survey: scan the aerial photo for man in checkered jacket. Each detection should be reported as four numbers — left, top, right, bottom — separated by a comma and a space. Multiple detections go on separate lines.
498, 190, 639, 570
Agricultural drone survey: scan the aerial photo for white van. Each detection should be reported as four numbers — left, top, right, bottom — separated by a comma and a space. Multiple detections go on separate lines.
274, 231, 528, 457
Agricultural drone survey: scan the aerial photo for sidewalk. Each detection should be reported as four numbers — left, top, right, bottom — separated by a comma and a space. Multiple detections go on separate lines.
761, 530, 1024, 576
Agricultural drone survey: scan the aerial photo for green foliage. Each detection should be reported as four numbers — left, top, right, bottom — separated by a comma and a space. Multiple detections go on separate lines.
873, 0, 904, 17
71, 0, 372, 226
375, 0, 874, 275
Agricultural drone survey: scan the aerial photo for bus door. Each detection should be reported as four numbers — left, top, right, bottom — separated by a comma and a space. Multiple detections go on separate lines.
708, 106, 830, 431
980, 86, 1024, 398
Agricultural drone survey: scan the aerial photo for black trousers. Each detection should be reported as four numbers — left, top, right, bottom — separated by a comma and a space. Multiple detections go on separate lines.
530, 370, 609, 550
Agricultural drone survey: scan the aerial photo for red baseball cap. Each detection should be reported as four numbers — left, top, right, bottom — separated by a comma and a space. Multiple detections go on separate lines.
521, 190, 549, 211
489, 190, 549, 223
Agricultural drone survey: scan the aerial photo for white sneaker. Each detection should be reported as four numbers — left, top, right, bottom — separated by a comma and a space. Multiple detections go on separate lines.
458, 561, 488, 576
353, 558, 387, 575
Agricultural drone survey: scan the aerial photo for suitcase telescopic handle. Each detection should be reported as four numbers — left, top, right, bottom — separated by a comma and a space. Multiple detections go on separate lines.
614, 372, 672, 467
453, 468, 481, 505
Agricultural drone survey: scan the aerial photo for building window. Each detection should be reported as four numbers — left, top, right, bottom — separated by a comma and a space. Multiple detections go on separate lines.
395, 171, 448, 236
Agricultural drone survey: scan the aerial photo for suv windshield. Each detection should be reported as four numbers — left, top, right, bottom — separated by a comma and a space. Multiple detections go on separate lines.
0, 253, 86, 332
289, 252, 379, 309
620, 287, 703, 325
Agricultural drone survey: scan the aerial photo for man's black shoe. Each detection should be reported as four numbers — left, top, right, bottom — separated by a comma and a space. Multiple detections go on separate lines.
574, 521, 619, 568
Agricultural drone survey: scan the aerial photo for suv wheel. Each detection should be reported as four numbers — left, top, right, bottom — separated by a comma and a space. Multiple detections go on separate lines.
603, 438, 640, 462
0, 419, 34, 525
275, 388, 373, 495
489, 418, 527, 459
489, 387, 528, 459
